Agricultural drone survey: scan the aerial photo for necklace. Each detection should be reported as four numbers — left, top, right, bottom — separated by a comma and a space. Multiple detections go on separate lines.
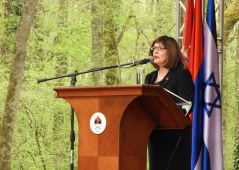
158, 70, 163, 80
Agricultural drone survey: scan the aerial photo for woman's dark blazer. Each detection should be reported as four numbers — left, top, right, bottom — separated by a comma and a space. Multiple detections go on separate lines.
144, 67, 195, 114
145, 67, 195, 170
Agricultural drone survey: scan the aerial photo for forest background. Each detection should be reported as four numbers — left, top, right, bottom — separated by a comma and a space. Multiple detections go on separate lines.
0, 0, 238, 169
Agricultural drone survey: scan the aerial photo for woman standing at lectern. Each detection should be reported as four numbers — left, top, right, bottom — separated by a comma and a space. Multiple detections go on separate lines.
144, 36, 195, 170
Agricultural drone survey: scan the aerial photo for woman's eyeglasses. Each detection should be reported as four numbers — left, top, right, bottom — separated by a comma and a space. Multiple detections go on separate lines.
150, 47, 167, 52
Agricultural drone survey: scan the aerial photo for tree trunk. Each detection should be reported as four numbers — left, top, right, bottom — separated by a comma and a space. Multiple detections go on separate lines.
1, 0, 12, 66
0, 0, 39, 169
222, 43, 229, 169
236, 23, 239, 138
223, 1, 239, 168
91, 1, 104, 85
55, 0, 68, 84
104, 0, 120, 85
233, 23, 239, 169
155, 0, 162, 37
53, 1, 69, 165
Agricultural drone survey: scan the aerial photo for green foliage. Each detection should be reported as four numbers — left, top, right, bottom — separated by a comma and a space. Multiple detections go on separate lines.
223, 30, 239, 170
233, 130, 239, 170
0, 0, 178, 169
0, 0, 237, 169
11, 0, 24, 16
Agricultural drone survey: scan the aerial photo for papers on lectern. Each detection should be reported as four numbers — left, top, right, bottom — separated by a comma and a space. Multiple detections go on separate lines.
163, 88, 192, 116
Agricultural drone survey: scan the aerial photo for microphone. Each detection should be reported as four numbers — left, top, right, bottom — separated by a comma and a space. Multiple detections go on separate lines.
137, 56, 154, 65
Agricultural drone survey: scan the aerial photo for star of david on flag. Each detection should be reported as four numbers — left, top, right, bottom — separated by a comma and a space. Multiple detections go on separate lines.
203, 72, 221, 117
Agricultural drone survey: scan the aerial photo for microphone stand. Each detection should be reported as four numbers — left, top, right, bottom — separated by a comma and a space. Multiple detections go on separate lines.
37, 60, 139, 170
70, 73, 76, 170
37, 61, 138, 83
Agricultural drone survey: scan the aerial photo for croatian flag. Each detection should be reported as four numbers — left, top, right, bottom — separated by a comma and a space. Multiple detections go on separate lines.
202, 0, 224, 169
191, 0, 224, 169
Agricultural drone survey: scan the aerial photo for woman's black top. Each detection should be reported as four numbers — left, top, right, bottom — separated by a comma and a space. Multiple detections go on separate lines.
145, 67, 195, 114
144, 67, 195, 170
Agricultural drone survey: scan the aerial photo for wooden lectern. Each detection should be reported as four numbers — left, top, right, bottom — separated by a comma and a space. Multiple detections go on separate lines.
54, 85, 191, 170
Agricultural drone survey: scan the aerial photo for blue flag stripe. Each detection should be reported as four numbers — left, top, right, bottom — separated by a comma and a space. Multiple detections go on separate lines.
206, 0, 217, 45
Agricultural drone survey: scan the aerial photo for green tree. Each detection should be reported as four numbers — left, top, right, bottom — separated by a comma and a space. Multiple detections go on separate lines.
91, 0, 105, 85
0, 0, 12, 66
223, 1, 239, 169
233, 23, 239, 170
0, 0, 39, 169
0, 0, 181, 169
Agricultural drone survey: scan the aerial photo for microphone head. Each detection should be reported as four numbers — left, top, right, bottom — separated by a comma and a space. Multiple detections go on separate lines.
137, 56, 154, 65
148, 56, 154, 63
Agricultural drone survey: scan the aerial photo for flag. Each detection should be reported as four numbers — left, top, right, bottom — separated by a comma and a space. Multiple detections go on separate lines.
190, 0, 204, 169
191, 0, 224, 169
202, 0, 223, 169
182, 0, 194, 69
182, 0, 194, 121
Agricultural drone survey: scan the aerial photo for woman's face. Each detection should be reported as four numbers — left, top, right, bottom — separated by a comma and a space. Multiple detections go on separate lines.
152, 42, 168, 67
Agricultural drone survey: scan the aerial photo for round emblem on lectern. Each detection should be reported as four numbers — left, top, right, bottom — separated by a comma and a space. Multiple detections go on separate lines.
90, 112, 106, 134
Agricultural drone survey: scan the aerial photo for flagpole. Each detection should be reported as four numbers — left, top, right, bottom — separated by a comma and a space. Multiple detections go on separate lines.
219, 0, 224, 97
202, 0, 206, 25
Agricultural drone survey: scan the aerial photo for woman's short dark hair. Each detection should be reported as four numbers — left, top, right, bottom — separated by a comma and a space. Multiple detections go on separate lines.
149, 36, 185, 69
